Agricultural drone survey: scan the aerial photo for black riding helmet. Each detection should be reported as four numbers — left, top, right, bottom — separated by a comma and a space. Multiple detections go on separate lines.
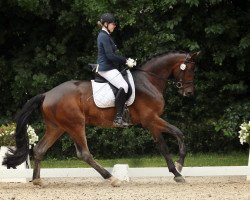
100, 13, 116, 24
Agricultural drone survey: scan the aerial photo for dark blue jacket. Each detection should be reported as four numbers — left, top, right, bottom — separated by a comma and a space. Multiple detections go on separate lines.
97, 30, 126, 71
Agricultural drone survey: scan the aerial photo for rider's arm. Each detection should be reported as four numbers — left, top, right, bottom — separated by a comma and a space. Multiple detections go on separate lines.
100, 34, 126, 64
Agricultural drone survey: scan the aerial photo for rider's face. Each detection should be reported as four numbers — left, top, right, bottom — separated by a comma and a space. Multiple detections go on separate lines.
107, 22, 116, 33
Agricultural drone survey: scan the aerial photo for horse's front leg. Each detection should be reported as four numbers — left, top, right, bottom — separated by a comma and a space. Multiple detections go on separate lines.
163, 122, 186, 173
154, 133, 185, 182
153, 117, 186, 172
145, 116, 186, 182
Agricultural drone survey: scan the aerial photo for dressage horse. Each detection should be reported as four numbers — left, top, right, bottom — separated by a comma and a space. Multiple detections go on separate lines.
3, 51, 200, 186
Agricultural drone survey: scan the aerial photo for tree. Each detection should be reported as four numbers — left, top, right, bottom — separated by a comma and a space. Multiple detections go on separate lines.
0, 0, 249, 156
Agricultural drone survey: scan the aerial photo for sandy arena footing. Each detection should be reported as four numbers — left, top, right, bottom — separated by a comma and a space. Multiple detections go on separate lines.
0, 176, 249, 200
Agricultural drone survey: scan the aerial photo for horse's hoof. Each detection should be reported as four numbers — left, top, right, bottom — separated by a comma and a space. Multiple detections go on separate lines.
174, 176, 186, 183
32, 178, 43, 187
108, 176, 122, 187
175, 161, 183, 173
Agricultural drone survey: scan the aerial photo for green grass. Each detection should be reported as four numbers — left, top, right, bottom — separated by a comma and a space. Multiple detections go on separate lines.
37, 152, 249, 168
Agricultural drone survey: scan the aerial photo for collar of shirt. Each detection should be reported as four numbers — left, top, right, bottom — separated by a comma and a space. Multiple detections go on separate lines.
102, 27, 110, 35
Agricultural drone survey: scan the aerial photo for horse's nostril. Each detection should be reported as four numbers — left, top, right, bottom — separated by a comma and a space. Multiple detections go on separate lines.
184, 91, 194, 97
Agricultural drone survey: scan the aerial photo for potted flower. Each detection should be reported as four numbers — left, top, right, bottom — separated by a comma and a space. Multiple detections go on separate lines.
0, 123, 39, 168
238, 121, 250, 181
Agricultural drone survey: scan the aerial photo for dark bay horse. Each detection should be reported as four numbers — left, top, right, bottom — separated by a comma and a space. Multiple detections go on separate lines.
3, 51, 200, 186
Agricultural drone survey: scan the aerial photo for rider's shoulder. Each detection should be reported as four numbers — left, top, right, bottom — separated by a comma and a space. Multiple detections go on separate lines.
98, 31, 109, 40
99, 30, 109, 36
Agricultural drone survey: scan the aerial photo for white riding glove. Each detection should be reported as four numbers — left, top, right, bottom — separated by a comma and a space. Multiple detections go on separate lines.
126, 58, 137, 68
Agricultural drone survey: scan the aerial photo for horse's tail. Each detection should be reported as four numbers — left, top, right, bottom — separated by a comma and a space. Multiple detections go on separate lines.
2, 94, 45, 168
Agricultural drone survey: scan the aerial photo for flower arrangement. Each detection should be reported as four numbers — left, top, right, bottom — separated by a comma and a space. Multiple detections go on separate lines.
238, 121, 250, 145
0, 123, 39, 148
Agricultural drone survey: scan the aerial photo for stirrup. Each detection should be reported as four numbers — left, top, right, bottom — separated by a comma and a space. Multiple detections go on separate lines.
113, 117, 129, 128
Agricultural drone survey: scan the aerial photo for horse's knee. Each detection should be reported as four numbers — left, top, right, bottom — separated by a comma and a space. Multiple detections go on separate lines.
174, 128, 184, 138
177, 131, 184, 139
168, 124, 183, 136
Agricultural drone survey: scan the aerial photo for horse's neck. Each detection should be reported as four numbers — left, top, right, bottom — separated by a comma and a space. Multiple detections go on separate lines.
141, 55, 177, 93
133, 72, 164, 100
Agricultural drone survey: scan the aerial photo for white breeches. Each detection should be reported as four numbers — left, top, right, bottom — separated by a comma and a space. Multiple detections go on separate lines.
98, 69, 128, 93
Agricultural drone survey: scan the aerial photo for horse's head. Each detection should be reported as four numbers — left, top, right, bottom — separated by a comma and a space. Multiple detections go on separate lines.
172, 52, 200, 97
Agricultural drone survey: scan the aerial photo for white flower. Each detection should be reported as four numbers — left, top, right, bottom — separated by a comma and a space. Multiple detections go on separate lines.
238, 122, 250, 145
0, 123, 38, 148
241, 126, 247, 131
27, 125, 39, 148
240, 138, 244, 145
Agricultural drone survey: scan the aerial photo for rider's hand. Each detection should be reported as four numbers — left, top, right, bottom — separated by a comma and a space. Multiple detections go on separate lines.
126, 58, 137, 68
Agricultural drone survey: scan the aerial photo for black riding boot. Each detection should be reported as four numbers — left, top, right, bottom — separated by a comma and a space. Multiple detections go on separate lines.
113, 88, 128, 127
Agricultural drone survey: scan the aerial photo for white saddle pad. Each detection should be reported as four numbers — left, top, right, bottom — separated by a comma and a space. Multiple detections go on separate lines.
91, 70, 135, 108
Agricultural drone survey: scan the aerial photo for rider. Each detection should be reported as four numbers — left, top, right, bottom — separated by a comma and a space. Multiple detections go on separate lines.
96, 13, 136, 127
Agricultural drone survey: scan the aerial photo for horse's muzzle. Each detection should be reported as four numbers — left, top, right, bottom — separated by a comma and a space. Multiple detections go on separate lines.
179, 88, 194, 97
183, 90, 194, 97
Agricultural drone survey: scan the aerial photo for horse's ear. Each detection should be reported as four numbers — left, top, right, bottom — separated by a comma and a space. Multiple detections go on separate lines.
190, 51, 201, 60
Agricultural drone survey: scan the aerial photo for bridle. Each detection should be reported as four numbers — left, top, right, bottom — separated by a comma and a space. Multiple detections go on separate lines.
135, 54, 195, 89
175, 57, 195, 89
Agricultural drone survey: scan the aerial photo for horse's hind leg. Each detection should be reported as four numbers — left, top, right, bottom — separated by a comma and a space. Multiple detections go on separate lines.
32, 125, 63, 186
69, 125, 121, 187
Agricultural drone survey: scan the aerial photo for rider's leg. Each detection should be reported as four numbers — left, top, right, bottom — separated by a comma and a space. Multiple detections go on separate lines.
98, 69, 128, 93
113, 88, 127, 126
98, 69, 129, 127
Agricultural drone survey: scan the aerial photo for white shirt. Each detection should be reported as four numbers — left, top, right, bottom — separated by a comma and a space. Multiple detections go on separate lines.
102, 27, 110, 34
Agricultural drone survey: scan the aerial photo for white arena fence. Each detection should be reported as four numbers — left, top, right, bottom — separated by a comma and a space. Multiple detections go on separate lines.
0, 165, 250, 183
0, 147, 250, 182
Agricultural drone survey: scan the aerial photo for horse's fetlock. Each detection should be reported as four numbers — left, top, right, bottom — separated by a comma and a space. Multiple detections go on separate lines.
168, 165, 176, 173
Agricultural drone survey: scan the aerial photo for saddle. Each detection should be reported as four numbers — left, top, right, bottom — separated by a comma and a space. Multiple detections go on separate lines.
88, 64, 136, 109
88, 64, 133, 99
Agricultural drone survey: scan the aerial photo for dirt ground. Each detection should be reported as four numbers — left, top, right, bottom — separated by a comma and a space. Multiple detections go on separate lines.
0, 176, 249, 200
